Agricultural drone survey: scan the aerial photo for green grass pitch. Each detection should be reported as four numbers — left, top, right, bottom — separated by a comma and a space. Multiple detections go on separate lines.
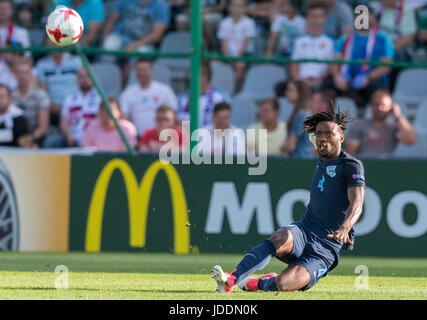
0, 252, 426, 300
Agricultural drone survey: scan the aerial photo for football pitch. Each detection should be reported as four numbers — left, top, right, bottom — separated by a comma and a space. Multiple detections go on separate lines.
0, 252, 425, 300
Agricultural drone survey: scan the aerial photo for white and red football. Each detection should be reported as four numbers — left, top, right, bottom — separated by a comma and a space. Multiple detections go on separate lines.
46, 6, 84, 46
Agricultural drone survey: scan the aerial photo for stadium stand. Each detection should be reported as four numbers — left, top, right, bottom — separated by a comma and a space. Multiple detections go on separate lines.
211, 62, 235, 96
413, 99, 427, 132
235, 64, 287, 100
91, 61, 122, 98
278, 97, 294, 123
393, 130, 427, 158
392, 68, 427, 117
158, 31, 191, 94
230, 95, 258, 130
0, 0, 426, 159
335, 97, 359, 119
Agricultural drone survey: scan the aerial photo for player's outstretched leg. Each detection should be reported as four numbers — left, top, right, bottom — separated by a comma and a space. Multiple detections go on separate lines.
211, 228, 294, 293
238, 273, 277, 291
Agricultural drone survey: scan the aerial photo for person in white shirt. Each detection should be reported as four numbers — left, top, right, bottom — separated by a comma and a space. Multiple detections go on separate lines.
289, 2, 334, 88
36, 38, 83, 120
199, 102, 246, 157
0, 0, 30, 49
119, 58, 178, 136
60, 68, 101, 147
177, 61, 230, 128
217, 0, 256, 92
266, 0, 306, 58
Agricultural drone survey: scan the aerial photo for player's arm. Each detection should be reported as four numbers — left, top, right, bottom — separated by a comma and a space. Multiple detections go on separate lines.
327, 186, 365, 245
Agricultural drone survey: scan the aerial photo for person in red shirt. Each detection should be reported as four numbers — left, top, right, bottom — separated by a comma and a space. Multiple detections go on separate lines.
139, 104, 187, 153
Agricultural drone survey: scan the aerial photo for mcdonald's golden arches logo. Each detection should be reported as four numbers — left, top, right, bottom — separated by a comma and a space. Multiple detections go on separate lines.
85, 159, 190, 254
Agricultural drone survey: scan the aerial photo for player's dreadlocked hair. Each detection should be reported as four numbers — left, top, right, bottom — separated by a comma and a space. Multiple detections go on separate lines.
303, 107, 354, 134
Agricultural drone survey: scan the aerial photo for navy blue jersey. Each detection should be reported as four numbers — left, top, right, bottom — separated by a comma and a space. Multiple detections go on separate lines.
301, 151, 365, 250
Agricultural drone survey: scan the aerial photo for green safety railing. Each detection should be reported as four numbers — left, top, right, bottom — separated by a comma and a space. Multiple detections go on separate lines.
3, 45, 427, 69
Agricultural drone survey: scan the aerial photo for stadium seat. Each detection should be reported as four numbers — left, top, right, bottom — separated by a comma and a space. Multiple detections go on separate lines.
158, 32, 191, 74
253, 36, 266, 57
393, 68, 427, 117
211, 62, 235, 96
91, 61, 122, 98
158, 32, 191, 94
231, 96, 258, 130
335, 97, 358, 119
237, 64, 287, 100
393, 129, 427, 158
278, 98, 294, 123
413, 99, 427, 131
127, 61, 172, 88
28, 28, 45, 46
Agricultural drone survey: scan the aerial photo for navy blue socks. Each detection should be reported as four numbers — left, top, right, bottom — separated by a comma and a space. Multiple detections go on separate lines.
258, 276, 279, 291
232, 240, 277, 284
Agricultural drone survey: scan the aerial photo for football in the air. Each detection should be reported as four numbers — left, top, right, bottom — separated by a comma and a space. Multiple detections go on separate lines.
46, 6, 84, 46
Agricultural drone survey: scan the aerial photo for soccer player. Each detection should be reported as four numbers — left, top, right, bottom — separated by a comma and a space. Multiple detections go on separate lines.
212, 109, 366, 292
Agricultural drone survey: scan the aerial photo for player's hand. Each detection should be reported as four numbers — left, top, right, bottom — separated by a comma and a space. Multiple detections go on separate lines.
327, 227, 353, 245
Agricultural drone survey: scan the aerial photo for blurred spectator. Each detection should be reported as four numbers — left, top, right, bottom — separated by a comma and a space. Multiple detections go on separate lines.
58, 67, 101, 147
217, 0, 256, 92
246, 0, 277, 19
177, 61, 230, 128
247, 97, 287, 155
102, 0, 169, 53
265, 0, 306, 58
415, 2, 427, 50
57, 0, 105, 46
329, 10, 394, 107
322, 0, 354, 39
139, 104, 186, 153
345, 89, 416, 158
282, 88, 335, 158
120, 58, 177, 136
279, 79, 311, 132
289, 2, 334, 88
81, 97, 138, 151
0, 0, 30, 48
36, 38, 82, 126
172, 0, 227, 50
170, 0, 188, 31
199, 102, 246, 156
373, 0, 417, 59
0, 84, 33, 148
15, 3, 33, 29
11, 57, 50, 146
202, 0, 228, 51
0, 51, 19, 91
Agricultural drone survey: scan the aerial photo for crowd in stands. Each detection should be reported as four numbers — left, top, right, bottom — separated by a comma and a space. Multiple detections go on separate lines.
0, 0, 426, 159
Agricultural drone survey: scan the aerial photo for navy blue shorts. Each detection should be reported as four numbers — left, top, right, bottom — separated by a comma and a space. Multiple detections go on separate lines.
277, 223, 340, 291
